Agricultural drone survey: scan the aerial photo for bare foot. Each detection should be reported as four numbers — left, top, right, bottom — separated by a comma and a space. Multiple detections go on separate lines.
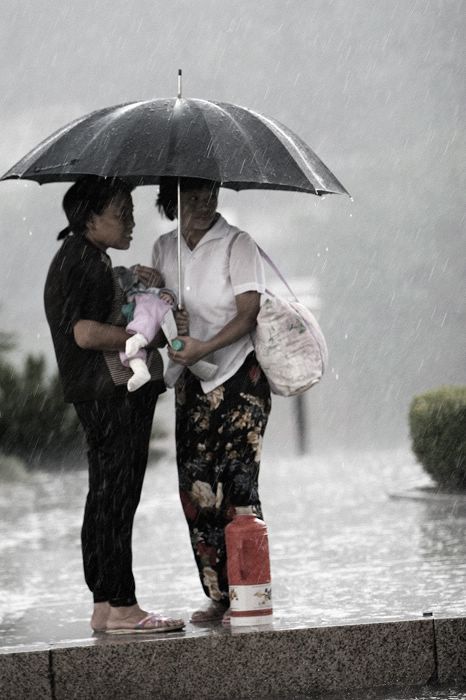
91, 602, 111, 632
106, 604, 184, 634
106, 603, 149, 630
190, 601, 229, 623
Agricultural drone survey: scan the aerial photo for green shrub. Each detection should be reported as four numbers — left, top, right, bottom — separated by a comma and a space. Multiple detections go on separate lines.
0, 342, 166, 468
0, 353, 84, 465
409, 385, 466, 490
0, 452, 29, 481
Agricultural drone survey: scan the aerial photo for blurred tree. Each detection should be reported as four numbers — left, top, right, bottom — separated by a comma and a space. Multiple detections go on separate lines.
0, 330, 14, 354
0, 348, 84, 466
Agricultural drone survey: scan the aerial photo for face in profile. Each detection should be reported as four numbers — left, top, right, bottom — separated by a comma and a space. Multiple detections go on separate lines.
87, 193, 135, 250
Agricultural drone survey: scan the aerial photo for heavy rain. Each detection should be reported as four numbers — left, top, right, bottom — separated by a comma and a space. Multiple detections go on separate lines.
0, 2, 464, 698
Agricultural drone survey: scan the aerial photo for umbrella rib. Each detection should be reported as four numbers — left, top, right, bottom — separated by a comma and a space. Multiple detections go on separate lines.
195, 99, 269, 180
44, 102, 155, 175
247, 108, 327, 192
3, 112, 96, 174
74, 103, 149, 165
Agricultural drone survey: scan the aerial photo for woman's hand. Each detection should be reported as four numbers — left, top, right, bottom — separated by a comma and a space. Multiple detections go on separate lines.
174, 309, 190, 336
134, 265, 164, 288
167, 336, 206, 366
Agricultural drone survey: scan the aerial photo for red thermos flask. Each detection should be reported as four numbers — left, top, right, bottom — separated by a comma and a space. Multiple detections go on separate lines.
225, 506, 273, 626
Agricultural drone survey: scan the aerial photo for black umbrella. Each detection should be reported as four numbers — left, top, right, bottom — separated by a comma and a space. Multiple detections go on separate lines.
1, 73, 349, 303
1, 96, 348, 197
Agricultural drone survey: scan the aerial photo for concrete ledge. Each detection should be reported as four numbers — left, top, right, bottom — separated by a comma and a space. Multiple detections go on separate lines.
0, 648, 51, 700
50, 620, 435, 699
436, 617, 466, 684
0, 619, 440, 700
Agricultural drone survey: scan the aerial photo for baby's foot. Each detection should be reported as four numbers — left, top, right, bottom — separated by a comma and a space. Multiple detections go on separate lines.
126, 333, 148, 358
128, 358, 151, 392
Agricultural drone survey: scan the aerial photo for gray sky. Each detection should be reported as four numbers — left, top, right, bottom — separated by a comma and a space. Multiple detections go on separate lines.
0, 0, 464, 450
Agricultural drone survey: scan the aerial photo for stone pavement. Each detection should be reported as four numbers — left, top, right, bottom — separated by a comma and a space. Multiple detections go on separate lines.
1, 446, 465, 697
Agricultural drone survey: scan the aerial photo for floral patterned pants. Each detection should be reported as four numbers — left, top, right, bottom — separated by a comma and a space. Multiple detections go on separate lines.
175, 352, 271, 605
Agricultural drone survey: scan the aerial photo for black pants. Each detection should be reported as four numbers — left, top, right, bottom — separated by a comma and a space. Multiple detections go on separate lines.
175, 352, 271, 604
74, 383, 158, 607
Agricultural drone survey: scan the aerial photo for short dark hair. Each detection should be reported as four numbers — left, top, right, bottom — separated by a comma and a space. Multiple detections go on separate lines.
156, 177, 220, 221
57, 175, 133, 240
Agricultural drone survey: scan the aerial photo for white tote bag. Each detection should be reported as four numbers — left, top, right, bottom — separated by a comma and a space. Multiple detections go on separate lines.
253, 247, 329, 397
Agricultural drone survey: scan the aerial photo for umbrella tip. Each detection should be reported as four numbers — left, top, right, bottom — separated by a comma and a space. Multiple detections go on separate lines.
177, 68, 182, 99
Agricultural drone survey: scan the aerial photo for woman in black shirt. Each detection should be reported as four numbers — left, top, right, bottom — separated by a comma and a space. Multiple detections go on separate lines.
44, 176, 184, 634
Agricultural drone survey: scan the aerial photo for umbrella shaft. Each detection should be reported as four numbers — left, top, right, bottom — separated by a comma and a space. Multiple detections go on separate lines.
177, 177, 183, 310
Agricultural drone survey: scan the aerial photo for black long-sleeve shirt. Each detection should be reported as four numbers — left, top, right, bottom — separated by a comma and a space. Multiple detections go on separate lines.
44, 233, 118, 403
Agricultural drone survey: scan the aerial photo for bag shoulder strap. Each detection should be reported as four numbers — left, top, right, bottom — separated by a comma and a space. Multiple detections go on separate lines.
255, 244, 299, 302
228, 231, 299, 303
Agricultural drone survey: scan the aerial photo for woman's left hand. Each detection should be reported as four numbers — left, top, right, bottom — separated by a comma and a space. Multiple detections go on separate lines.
174, 309, 190, 336
134, 265, 164, 288
167, 336, 206, 366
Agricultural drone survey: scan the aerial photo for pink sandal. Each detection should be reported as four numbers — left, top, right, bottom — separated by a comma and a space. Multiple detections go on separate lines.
106, 612, 185, 635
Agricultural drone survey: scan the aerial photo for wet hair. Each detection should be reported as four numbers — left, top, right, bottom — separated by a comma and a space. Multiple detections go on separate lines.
156, 176, 220, 221
57, 175, 133, 240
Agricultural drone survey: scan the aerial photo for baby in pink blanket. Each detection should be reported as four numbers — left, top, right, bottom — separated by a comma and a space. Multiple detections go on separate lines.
115, 266, 176, 392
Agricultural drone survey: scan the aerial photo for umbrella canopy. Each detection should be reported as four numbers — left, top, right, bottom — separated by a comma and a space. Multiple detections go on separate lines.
1, 98, 349, 197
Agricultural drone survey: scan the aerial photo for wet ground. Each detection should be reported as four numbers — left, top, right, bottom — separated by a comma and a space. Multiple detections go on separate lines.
1, 444, 465, 656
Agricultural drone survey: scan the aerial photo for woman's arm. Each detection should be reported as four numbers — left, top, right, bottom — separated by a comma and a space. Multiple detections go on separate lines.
73, 320, 130, 351
167, 291, 260, 366
74, 320, 166, 351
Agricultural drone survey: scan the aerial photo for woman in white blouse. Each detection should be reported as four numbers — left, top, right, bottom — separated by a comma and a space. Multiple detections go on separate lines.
151, 177, 272, 624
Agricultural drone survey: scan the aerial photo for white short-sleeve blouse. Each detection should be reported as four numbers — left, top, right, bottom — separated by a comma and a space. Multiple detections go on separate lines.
152, 213, 266, 392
